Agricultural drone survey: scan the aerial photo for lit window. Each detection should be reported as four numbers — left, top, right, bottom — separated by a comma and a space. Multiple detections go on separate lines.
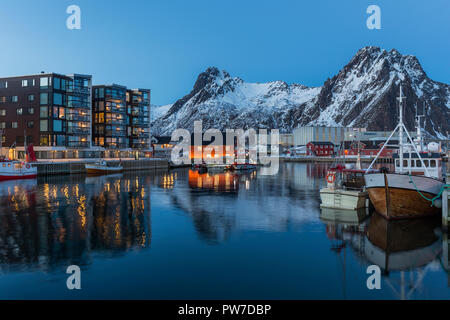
22, 79, 28, 87
11, 96, 18, 103
11, 122, 18, 128
17, 108, 23, 115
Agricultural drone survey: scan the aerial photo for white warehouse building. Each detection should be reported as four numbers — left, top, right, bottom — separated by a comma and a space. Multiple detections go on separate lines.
293, 126, 365, 146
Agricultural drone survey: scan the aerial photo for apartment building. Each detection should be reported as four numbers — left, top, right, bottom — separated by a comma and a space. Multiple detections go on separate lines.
92, 84, 151, 152
0, 73, 93, 159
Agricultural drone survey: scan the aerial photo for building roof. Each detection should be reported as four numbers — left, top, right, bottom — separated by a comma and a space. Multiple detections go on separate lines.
308, 141, 335, 146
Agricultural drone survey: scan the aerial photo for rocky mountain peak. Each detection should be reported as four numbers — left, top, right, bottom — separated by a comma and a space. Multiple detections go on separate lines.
153, 47, 449, 139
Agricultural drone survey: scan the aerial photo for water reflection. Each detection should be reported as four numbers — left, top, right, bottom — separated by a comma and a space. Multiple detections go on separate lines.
320, 204, 445, 299
0, 173, 151, 273
365, 213, 441, 272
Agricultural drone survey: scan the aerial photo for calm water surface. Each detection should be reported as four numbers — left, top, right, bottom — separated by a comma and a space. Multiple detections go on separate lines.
0, 162, 449, 299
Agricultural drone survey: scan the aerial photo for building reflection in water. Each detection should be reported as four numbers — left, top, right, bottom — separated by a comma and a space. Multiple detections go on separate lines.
0, 173, 151, 273
188, 170, 253, 193
321, 207, 444, 299
162, 168, 319, 244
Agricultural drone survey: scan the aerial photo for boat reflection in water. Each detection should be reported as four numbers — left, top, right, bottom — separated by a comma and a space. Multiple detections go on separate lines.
365, 213, 441, 272
0, 173, 151, 273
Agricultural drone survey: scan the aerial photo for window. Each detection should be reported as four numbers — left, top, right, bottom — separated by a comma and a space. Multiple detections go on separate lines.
403, 160, 408, 167
27, 121, 34, 128
424, 160, 429, 167
40, 93, 48, 105
17, 108, 23, 115
40, 77, 49, 88
40, 120, 48, 132
0, 122, 5, 129
430, 160, 436, 168
28, 107, 34, 115
11, 96, 18, 103
40, 106, 48, 118
0, 81, 7, 89
22, 79, 28, 87
54, 77, 61, 90
0, 109, 5, 116
416, 160, 421, 167
40, 135, 49, 146
53, 93, 63, 105
11, 122, 18, 129
0, 97, 5, 103
28, 94, 35, 101
53, 119, 63, 132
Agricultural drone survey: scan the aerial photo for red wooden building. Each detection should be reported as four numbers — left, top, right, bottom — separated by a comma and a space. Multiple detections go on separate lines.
306, 141, 335, 156
338, 141, 395, 157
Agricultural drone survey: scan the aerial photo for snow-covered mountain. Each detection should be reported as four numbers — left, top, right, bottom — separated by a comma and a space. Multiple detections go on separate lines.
152, 47, 450, 138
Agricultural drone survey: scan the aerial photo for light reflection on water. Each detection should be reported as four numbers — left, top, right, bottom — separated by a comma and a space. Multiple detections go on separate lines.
0, 162, 449, 299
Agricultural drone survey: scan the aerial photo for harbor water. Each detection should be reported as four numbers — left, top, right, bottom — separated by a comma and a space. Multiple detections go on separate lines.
1, 162, 450, 299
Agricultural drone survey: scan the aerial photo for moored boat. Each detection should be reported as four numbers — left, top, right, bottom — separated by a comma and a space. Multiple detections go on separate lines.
226, 163, 257, 171
364, 85, 446, 219
0, 160, 37, 181
85, 160, 123, 175
320, 165, 370, 210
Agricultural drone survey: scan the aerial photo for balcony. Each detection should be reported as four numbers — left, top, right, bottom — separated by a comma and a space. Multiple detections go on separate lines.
67, 114, 90, 122
67, 127, 90, 135
67, 141, 90, 148
67, 101, 90, 109
67, 85, 91, 95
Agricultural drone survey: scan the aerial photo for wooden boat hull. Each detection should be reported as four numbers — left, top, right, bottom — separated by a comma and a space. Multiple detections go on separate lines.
364, 173, 444, 219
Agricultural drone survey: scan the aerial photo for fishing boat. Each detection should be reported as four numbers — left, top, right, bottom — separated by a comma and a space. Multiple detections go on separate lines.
364, 85, 446, 219
0, 159, 37, 181
0, 134, 37, 181
85, 160, 123, 175
320, 165, 370, 210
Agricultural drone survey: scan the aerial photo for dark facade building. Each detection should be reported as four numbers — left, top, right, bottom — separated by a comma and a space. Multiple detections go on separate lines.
92, 85, 150, 150
127, 89, 150, 149
0, 73, 92, 158
0, 74, 151, 159
92, 84, 128, 149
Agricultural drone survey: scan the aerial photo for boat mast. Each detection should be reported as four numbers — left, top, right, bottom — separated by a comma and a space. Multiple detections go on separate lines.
397, 86, 405, 174
415, 103, 425, 152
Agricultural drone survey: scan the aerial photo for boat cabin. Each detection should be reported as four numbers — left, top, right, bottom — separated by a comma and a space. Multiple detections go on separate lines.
393, 152, 443, 180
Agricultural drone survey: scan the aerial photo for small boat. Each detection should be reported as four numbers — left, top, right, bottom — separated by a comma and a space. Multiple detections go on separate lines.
0, 140, 37, 181
226, 163, 257, 171
0, 159, 37, 181
320, 165, 370, 210
85, 160, 123, 175
364, 85, 446, 219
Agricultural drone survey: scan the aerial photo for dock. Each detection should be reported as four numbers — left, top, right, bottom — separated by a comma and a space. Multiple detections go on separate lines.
444, 173, 450, 229
33, 158, 169, 177
281, 156, 393, 164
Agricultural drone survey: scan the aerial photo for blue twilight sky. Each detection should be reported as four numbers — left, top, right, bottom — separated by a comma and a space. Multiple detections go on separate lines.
0, 0, 448, 105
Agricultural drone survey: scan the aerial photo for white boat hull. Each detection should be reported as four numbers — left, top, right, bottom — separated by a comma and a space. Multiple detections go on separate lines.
320, 188, 368, 210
